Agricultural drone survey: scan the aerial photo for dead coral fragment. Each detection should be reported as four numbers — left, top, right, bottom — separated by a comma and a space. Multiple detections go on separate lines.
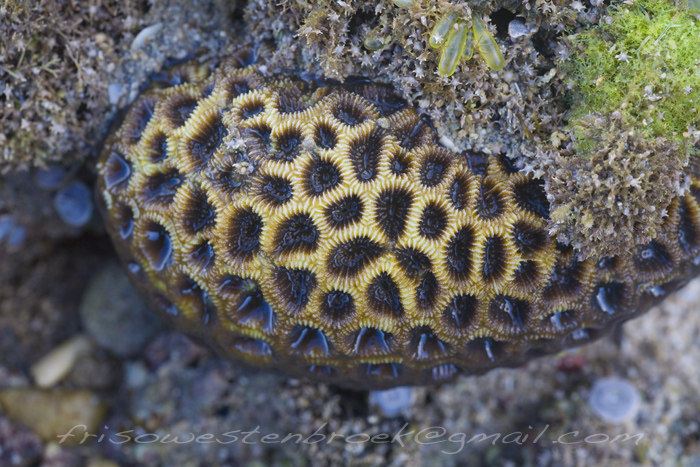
548, 114, 685, 259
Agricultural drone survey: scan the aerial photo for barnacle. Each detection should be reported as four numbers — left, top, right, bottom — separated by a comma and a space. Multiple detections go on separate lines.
248, 0, 529, 84
97, 48, 700, 390
548, 115, 687, 259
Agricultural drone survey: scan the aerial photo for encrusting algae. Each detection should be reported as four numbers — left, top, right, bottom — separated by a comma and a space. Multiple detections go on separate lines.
97, 44, 700, 389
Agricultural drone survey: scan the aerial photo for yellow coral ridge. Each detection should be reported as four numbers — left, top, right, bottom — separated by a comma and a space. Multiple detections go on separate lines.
96, 49, 700, 389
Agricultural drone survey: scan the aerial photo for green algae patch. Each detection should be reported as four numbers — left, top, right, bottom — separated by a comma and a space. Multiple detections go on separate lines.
546, 0, 700, 259
566, 0, 700, 156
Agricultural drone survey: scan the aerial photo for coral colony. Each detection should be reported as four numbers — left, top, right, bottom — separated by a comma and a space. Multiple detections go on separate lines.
97, 9, 700, 386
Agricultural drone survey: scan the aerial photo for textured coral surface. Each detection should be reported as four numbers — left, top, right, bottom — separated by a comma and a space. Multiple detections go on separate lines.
97, 49, 700, 389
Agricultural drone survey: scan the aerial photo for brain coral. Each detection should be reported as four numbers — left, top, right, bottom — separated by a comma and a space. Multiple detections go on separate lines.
97, 47, 700, 389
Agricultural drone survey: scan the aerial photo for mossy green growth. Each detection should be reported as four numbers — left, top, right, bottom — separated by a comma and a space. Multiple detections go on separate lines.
566, 0, 700, 156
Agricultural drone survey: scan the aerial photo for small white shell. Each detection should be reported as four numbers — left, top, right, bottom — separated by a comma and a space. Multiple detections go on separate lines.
31, 335, 94, 388
588, 377, 641, 424
131, 23, 164, 51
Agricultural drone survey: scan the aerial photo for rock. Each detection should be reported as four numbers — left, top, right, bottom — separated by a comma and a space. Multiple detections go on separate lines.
0, 389, 106, 444
508, 19, 532, 39
80, 262, 163, 357
86, 458, 120, 467
369, 386, 414, 418
53, 180, 93, 228
30, 334, 94, 388
33, 165, 66, 191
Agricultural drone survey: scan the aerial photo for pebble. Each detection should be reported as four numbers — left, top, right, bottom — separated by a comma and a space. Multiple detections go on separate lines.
41, 442, 82, 467
34, 165, 66, 190
0, 214, 26, 248
0, 389, 106, 444
557, 354, 586, 373
588, 377, 641, 423
124, 361, 150, 389
131, 23, 164, 51
53, 180, 93, 227
509, 19, 532, 39
107, 83, 123, 105
144, 333, 202, 369
0, 215, 14, 242
67, 350, 123, 390
0, 366, 30, 389
30, 334, 94, 388
6, 224, 26, 247
368, 386, 414, 418
80, 262, 163, 357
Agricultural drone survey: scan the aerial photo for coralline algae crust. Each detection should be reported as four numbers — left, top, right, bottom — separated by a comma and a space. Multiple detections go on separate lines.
97, 48, 700, 389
